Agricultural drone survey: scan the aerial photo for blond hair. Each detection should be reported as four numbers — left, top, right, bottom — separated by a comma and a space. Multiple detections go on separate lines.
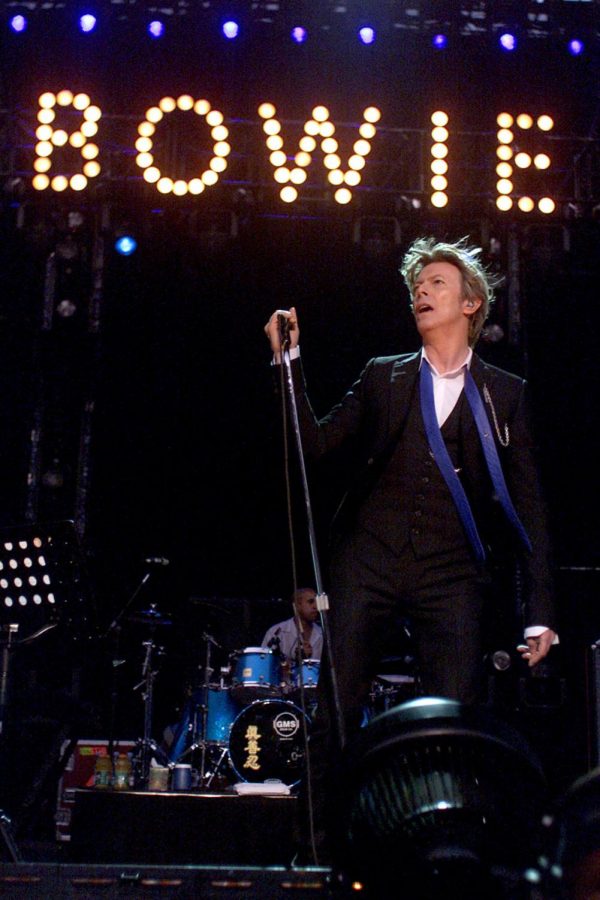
400, 236, 501, 345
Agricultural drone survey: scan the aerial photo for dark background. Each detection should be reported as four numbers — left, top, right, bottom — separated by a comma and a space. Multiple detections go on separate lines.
1, 7, 600, 833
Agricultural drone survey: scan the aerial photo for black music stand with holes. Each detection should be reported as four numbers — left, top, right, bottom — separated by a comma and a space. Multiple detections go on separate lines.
0, 520, 94, 859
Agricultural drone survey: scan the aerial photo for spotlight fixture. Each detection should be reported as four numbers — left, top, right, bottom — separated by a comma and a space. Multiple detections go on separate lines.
222, 20, 240, 39
499, 32, 516, 52
291, 26, 307, 44
148, 20, 165, 38
567, 39, 584, 57
79, 13, 97, 33
9, 14, 27, 32
333, 697, 547, 897
114, 234, 137, 256
432, 33, 447, 50
358, 26, 375, 45
546, 768, 600, 897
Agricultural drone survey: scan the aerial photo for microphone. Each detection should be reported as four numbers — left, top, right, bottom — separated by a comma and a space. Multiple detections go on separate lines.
277, 314, 291, 347
267, 627, 282, 651
145, 557, 170, 567
202, 631, 221, 649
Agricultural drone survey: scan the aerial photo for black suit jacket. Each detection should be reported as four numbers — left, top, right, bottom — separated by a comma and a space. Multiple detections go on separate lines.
288, 350, 556, 631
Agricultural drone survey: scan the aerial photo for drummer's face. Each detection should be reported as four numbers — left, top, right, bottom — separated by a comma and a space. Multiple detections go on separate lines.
295, 592, 318, 623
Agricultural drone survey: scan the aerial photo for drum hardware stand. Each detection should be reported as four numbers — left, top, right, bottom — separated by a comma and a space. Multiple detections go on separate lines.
104, 558, 171, 782
0, 809, 22, 863
133, 636, 167, 785
169, 632, 232, 787
103, 562, 164, 775
193, 630, 221, 785
203, 746, 230, 788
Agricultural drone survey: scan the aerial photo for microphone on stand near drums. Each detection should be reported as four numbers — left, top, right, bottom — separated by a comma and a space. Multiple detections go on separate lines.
267, 628, 282, 653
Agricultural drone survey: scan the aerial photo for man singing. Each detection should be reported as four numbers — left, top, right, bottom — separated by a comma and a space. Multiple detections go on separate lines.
265, 236, 556, 743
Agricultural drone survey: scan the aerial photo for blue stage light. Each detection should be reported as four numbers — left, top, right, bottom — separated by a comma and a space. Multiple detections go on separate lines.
115, 235, 137, 256
79, 13, 97, 33
9, 14, 27, 32
222, 20, 239, 39
148, 20, 165, 38
358, 26, 375, 45
499, 32, 516, 52
291, 26, 307, 44
568, 39, 584, 57
432, 33, 447, 50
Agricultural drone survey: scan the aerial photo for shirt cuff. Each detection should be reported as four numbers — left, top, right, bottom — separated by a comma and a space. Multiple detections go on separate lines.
524, 625, 559, 644
271, 346, 300, 364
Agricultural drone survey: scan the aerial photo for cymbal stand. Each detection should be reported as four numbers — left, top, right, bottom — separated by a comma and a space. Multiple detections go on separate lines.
204, 746, 229, 788
195, 631, 217, 785
133, 636, 166, 786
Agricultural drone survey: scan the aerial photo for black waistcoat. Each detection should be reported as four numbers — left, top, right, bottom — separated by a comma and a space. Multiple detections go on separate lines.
357, 388, 472, 558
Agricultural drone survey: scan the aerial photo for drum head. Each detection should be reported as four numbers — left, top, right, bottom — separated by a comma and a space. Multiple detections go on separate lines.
229, 699, 308, 786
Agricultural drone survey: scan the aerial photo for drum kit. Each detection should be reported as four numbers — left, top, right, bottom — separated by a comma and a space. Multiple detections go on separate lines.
123, 597, 415, 790
123, 600, 320, 789
165, 644, 318, 788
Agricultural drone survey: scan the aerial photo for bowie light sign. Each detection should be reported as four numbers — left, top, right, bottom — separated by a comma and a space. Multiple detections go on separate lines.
31, 90, 556, 213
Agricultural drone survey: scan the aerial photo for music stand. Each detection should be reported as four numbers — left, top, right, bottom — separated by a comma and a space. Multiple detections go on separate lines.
0, 520, 93, 859
0, 519, 93, 636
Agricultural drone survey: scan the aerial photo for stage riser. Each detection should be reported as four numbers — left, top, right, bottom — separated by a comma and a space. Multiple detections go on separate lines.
0, 864, 334, 899
70, 790, 300, 867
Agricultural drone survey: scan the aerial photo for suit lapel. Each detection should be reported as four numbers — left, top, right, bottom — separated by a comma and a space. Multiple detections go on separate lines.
461, 352, 491, 440
388, 352, 420, 440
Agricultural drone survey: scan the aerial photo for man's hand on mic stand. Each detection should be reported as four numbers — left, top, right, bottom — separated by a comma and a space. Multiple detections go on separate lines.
264, 307, 300, 362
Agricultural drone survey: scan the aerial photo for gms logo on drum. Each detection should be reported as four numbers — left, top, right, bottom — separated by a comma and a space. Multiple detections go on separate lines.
273, 710, 300, 739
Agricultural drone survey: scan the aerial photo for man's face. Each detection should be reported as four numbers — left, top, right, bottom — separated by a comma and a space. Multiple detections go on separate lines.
295, 591, 318, 624
412, 261, 478, 340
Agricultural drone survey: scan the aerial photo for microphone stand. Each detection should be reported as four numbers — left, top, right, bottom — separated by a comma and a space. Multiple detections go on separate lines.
198, 631, 216, 786
281, 344, 345, 751
102, 565, 160, 775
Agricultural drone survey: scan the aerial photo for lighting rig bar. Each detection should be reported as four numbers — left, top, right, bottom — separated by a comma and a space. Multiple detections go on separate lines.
2, 0, 598, 38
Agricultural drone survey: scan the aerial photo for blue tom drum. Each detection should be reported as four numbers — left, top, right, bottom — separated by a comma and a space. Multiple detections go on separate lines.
205, 686, 241, 744
231, 647, 281, 701
291, 658, 320, 690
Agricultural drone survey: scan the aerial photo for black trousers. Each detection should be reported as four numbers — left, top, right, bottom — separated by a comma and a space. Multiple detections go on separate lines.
301, 529, 492, 863
322, 528, 492, 738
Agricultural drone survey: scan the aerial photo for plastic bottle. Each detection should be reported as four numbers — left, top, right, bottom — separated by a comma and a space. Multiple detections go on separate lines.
94, 754, 112, 789
114, 753, 132, 790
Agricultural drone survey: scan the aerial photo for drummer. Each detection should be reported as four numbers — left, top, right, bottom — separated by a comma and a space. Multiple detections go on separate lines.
262, 587, 323, 670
